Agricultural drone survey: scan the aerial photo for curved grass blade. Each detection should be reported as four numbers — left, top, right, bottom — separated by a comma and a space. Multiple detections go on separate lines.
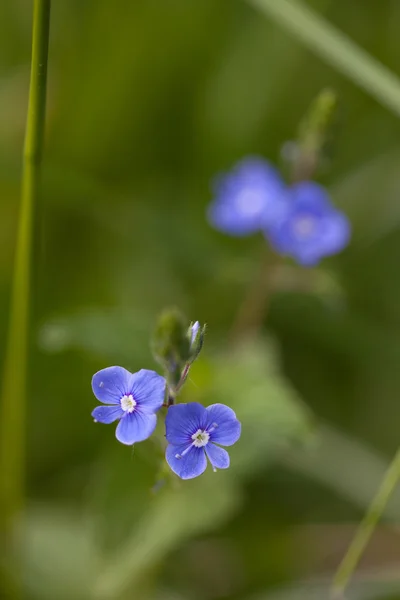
248, 0, 400, 118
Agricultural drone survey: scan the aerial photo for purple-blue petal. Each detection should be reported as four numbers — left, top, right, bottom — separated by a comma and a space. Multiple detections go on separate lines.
266, 181, 351, 266
166, 443, 207, 480
92, 405, 124, 424
320, 211, 351, 255
115, 411, 157, 445
129, 369, 166, 413
206, 404, 241, 447
92, 366, 131, 405
208, 157, 286, 236
289, 181, 331, 212
205, 443, 230, 469
165, 403, 207, 445
287, 244, 324, 267
271, 210, 351, 266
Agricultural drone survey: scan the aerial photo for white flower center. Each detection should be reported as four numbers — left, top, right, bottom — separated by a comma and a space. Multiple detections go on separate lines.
235, 189, 266, 217
191, 429, 210, 448
120, 394, 136, 413
292, 215, 316, 239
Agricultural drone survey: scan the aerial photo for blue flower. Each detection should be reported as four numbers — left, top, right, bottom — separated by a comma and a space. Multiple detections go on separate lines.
208, 157, 286, 236
267, 181, 351, 266
165, 402, 241, 479
91, 367, 166, 445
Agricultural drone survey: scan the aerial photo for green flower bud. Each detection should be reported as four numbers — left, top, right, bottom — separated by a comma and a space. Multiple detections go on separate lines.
151, 308, 191, 387
292, 88, 338, 181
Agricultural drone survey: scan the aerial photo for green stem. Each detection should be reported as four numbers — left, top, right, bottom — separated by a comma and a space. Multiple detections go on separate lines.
331, 445, 400, 598
0, 0, 51, 527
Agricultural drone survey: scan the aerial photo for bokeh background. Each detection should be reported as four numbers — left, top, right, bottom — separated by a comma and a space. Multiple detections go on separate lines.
2, 0, 400, 598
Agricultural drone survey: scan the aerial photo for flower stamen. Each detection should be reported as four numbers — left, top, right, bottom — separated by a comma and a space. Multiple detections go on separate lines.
207, 422, 218, 434
175, 429, 212, 459
191, 428, 210, 447
175, 444, 195, 459
120, 394, 136, 413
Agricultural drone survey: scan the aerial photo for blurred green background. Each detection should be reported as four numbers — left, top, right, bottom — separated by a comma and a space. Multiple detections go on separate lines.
2, 0, 400, 598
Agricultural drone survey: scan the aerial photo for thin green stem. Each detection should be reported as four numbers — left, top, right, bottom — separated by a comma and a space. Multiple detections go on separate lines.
331, 445, 400, 598
0, 0, 51, 528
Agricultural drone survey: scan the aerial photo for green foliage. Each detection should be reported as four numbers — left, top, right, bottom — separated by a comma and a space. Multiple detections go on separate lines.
39, 308, 154, 364
248, 0, 400, 118
2, 0, 400, 598
204, 343, 313, 473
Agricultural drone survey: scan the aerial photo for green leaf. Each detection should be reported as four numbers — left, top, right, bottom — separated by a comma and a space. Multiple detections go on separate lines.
205, 341, 313, 474
38, 308, 154, 364
93, 476, 240, 600
333, 149, 400, 247
282, 423, 400, 520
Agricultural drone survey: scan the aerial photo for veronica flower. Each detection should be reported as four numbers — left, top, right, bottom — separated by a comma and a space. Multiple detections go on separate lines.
92, 366, 166, 445
267, 181, 350, 266
208, 157, 286, 236
165, 402, 241, 479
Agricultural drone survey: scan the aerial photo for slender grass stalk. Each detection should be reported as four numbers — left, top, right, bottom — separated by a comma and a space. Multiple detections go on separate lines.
0, 0, 51, 527
248, 0, 400, 118
331, 446, 400, 598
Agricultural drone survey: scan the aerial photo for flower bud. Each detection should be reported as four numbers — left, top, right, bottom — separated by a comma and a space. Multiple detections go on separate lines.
187, 320, 206, 364
151, 308, 191, 387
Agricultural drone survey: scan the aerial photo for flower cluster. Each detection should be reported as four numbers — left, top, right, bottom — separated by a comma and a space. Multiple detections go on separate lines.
91, 323, 241, 480
208, 157, 350, 266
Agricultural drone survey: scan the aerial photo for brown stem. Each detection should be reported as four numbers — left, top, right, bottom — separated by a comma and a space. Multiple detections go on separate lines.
230, 242, 279, 345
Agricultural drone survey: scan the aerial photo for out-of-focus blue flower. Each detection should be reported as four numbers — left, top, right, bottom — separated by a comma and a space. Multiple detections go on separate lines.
208, 157, 286, 236
267, 181, 350, 266
92, 366, 166, 445
165, 402, 241, 479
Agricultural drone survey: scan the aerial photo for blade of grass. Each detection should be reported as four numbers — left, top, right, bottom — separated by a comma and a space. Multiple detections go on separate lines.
247, 0, 400, 118
331, 445, 400, 598
0, 0, 51, 528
